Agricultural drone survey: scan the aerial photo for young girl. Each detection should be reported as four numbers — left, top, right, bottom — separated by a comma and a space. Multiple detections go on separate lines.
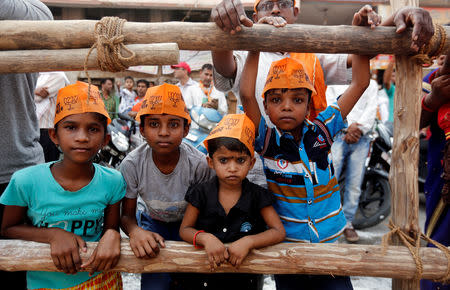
0, 81, 126, 289
179, 114, 285, 290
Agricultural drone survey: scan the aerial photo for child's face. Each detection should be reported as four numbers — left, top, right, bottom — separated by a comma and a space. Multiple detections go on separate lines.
125, 79, 134, 90
49, 112, 109, 164
264, 88, 310, 132
207, 146, 255, 186
139, 114, 189, 155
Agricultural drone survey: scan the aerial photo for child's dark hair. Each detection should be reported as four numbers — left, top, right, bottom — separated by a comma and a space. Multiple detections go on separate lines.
264, 88, 312, 103
54, 113, 108, 136
140, 114, 189, 128
207, 137, 251, 157
124, 76, 134, 82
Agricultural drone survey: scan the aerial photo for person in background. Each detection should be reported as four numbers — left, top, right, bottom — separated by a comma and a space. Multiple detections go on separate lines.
383, 56, 396, 122
129, 79, 150, 118
100, 78, 119, 120
118, 76, 137, 114
328, 79, 379, 242
34, 71, 70, 162
198, 63, 228, 115
171, 62, 205, 111
419, 52, 450, 290
0, 1, 53, 287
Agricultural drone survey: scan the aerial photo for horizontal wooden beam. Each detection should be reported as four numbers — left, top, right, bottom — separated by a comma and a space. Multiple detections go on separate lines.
0, 239, 448, 280
0, 43, 179, 74
1, 21, 448, 55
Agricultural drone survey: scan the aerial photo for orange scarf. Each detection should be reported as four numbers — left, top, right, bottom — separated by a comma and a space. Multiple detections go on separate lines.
290, 53, 327, 120
199, 80, 213, 103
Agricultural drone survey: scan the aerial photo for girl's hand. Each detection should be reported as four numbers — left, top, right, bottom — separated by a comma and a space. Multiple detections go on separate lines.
202, 233, 228, 271
48, 228, 87, 274
227, 236, 253, 269
352, 5, 381, 28
81, 229, 121, 275
129, 227, 165, 259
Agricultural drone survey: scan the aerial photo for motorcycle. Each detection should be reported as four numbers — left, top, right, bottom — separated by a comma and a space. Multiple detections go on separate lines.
183, 106, 223, 154
95, 112, 144, 168
344, 120, 393, 229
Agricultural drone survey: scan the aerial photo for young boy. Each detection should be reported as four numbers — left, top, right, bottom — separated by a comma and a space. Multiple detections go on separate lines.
239, 52, 370, 289
119, 83, 213, 290
118, 76, 137, 114
1, 81, 125, 289
179, 114, 285, 290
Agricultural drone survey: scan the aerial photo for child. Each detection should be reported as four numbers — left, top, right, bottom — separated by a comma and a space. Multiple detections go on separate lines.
239, 39, 370, 290
120, 83, 212, 290
118, 76, 137, 113
179, 114, 285, 290
0, 81, 126, 289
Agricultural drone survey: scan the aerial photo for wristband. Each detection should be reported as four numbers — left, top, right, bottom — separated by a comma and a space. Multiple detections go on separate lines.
422, 95, 436, 113
193, 230, 205, 249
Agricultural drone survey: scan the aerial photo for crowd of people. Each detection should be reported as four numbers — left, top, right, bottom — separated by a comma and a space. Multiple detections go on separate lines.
0, 0, 448, 290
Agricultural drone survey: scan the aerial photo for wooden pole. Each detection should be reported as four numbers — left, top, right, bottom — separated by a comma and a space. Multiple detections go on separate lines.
0, 240, 448, 279
0, 43, 179, 74
0, 21, 448, 55
389, 0, 422, 289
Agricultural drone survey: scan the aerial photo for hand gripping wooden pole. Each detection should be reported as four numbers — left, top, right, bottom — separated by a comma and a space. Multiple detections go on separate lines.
0, 240, 448, 280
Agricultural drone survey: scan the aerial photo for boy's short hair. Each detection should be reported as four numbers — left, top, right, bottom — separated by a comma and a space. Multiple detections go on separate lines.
124, 76, 134, 82
206, 137, 251, 157
264, 87, 312, 103
136, 79, 150, 88
100, 78, 113, 85
201, 63, 213, 71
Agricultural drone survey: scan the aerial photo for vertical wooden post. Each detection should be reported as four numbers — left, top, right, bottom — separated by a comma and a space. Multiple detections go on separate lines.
389, 0, 422, 289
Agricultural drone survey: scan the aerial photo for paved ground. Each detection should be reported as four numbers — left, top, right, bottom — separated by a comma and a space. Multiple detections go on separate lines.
122, 203, 427, 290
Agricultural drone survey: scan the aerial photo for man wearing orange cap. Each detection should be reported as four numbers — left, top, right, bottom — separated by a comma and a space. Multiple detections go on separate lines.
239, 36, 370, 287
171, 62, 205, 111
210, 0, 433, 123
119, 83, 213, 290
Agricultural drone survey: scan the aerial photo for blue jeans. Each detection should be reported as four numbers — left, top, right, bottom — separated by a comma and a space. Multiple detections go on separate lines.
137, 211, 185, 290
331, 132, 371, 224
275, 274, 353, 290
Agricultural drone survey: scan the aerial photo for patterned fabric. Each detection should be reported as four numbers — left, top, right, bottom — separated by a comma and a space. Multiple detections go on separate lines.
35, 272, 123, 290
100, 91, 118, 120
256, 104, 347, 243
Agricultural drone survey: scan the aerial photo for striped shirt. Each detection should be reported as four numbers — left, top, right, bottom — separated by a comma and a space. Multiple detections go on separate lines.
256, 104, 347, 243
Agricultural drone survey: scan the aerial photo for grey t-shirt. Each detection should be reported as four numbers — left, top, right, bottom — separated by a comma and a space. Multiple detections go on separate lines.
120, 142, 213, 223
0, 0, 53, 183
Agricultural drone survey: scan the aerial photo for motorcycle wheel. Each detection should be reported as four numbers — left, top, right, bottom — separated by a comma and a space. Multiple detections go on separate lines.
352, 175, 391, 229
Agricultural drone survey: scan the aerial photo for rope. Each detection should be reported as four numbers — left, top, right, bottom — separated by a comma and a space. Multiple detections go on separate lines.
381, 219, 450, 284
410, 24, 447, 66
83, 17, 136, 98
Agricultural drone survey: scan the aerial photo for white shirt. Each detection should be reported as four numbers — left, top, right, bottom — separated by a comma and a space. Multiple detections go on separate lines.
176, 78, 204, 110
34, 72, 69, 129
199, 83, 228, 115
326, 79, 379, 135
214, 51, 349, 125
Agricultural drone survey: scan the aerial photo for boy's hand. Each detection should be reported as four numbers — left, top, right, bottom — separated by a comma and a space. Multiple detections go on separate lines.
211, 0, 253, 34
35, 87, 49, 98
81, 229, 121, 275
352, 5, 381, 28
392, 7, 433, 52
226, 237, 253, 269
202, 233, 228, 271
48, 228, 87, 274
129, 227, 165, 259
257, 16, 287, 28
344, 123, 362, 144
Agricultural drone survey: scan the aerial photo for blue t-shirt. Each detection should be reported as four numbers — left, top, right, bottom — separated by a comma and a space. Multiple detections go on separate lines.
256, 104, 347, 243
0, 162, 126, 289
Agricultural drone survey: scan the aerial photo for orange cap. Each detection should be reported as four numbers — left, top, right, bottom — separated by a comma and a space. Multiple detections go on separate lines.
136, 83, 191, 124
54, 81, 111, 126
254, 0, 296, 13
204, 114, 255, 157
262, 57, 316, 99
